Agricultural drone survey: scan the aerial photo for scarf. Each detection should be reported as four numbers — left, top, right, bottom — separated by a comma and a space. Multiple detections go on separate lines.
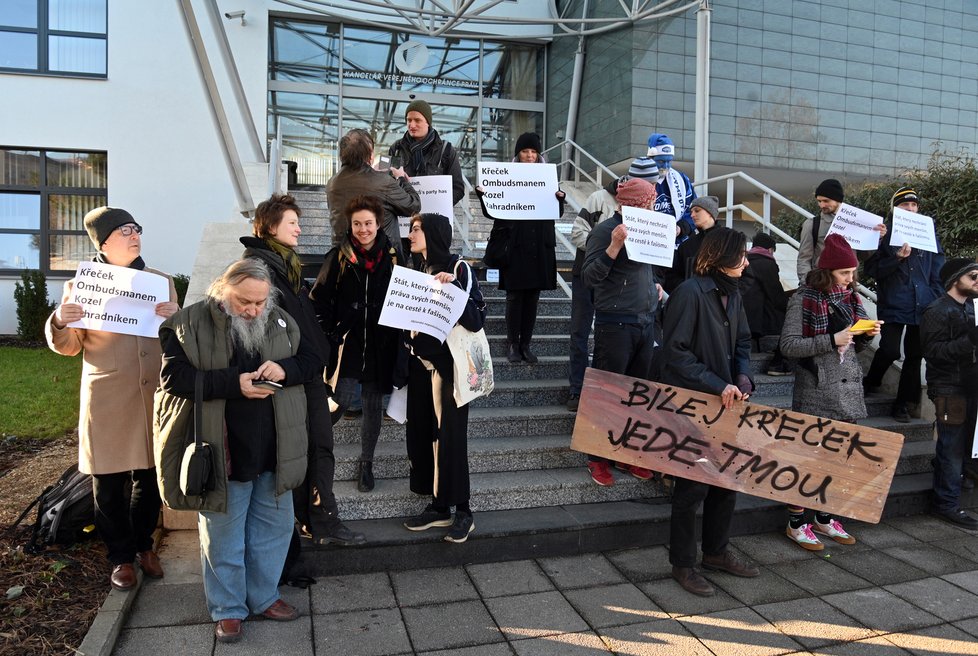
406, 128, 438, 176
95, 253, 145, 270
264, 238, 303, 294
747, 246, 775, 260
351, 239, 385, 274
712, 271, 740, 297
800, 284, 868, 337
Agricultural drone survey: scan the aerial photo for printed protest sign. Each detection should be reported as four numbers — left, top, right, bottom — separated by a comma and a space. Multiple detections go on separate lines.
827, 203, 883, 250
621, 207, 676, 267
398, 175, 455, 237
890, 207, 938, 253
378, 265, 468, 342
571, 368, 904, 523
477, 162, 559, 219
66, 262, 170, 338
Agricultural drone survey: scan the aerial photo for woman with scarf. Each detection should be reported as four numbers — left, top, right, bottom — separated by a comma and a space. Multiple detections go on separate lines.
479, 132, 564, 363
46, 207, 178, 590
241, 194, 364, 545
779, 233, 882, 551
660, 227, 760, 598
310, 195, 401, 494
402, 212, 487, 543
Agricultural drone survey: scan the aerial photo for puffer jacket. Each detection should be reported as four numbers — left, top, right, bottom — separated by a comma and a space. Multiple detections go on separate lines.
920, 294, 978, 398
863, 224, 944, 325
581, 212, 658, 324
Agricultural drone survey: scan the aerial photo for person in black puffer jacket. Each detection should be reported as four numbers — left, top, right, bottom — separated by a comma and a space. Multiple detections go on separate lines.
387, 99, 466, 205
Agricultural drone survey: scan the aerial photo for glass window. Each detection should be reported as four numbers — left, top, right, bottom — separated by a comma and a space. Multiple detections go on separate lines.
0, 147, 105, 272
268, 91, 339, 186
0, 0, 37, 28
482, 42, 544, 102
48, 0, 105, 33
0, 0, 106, 76
481, 108, 544, 163
49, 34, 106, 74
0, 31, 37, 69
269, 19, 339, 84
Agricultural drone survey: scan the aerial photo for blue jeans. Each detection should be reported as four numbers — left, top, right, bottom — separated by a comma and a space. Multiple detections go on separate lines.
933, 397, 977, 512
199, 472, 294, 620
568, 275, 595, 397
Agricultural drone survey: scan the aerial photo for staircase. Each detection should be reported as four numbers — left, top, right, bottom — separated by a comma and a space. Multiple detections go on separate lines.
283, 186, 938, 577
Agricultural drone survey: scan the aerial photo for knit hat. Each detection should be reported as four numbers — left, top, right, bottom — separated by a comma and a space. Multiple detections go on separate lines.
627, 157, 659, 182
752, 232, 776, 251
940, 257, 978, 290
690, 195, 719, 219
616, 177, 656, 209
405, 99, 432, 127
817, 233, 858, 270
647, 133, 675, 159
514, 132, 542, 158
892, 186, 919, 207
815, 179, 844, 203
84, 206, 138, 247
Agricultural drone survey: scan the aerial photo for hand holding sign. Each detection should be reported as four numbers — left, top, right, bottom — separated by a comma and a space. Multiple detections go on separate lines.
826, 203, 884, 250
621, 207, 675, 267
398, 175, 455, 238
890, 207, 938, 254
477, 162, 559, 219
66, 261, 171, 338
378, 265, 468, 342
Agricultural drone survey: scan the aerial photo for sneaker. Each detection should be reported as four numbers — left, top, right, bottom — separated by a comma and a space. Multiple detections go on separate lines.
891, 401, 911, 423
315, 522, 366, 546
615, 462, 653, 480
786, 523, 824, 551
587, 461, 614, 487
813, 518, 856, 545
403, 504, 453, 531
444, 511, 475, 543
765, 359, 793, 376
931, 507, 978, 530
566, 394, 580, 412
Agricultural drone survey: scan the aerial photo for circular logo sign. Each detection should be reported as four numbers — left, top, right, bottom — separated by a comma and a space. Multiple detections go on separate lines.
394, 40, 429, 75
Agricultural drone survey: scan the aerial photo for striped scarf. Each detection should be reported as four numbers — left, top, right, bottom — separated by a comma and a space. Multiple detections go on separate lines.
800, 284, 868, 337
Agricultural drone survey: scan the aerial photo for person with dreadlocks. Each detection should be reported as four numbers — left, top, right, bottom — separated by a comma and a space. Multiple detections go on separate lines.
779, 233, 882, 551
402, 212, 487, 543
310, 195, 402, 494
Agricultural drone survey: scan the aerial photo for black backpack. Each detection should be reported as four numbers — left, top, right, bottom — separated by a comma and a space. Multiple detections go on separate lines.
10, 464, 96, 552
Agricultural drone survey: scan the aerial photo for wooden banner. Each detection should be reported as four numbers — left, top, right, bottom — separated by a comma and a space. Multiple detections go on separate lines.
571, 368, 905, 523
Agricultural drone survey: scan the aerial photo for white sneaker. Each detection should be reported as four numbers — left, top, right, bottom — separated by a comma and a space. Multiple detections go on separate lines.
786, 523, 824, 551
813, 518, 856, 545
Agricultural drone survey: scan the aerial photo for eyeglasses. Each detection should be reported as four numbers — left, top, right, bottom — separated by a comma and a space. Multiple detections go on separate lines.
116, 224, 143, 237
967, 272, 978, 281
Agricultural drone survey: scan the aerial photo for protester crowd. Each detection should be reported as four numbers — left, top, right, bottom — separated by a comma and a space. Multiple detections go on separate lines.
45, 102, 978, 643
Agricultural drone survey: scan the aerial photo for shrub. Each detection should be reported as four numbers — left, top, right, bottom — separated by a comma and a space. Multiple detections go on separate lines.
13, 270, 55, 342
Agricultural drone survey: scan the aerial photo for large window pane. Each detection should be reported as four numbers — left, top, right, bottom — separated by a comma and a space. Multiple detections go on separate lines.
342, 27, 481, 96
1, 0, 37, 28
0, 150, 42, 186
0, 233, 41, 269
0, 31, 38, 69
483, 42, 544, 101
49, 34, 105, 73
270, 19, 339, 84
269, 91, 339, 186
48, 0, 105, 33
49, 193, 104, 230
46, 152, 107, 188
0, 193, 41, 229
49, 234, 93, 270
481, 108, 543, 163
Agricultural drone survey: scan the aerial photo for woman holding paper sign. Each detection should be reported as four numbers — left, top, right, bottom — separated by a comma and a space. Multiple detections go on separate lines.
46, 206, 178, 591
403, 212, 487, 543
310, 195, 402, 495
779, 233, 882, 551
478, 132, 565, 363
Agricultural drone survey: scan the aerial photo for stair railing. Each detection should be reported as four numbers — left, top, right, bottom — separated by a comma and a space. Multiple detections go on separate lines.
267, 117, 283, 197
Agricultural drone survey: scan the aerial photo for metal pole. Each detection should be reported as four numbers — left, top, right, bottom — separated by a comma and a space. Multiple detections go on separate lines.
562, 0, 589, 181
693, 0, 711, 195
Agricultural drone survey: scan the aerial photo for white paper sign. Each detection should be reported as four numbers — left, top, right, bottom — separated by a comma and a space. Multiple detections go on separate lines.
386, 385, 408, 424
477, 162, 559, 220
66, 262, 169, 338
621, 207, 676, 267
890, 207, 938, 254
827, 203, 883, 250
398, 175, 455, 238
486, 269, 499, 284
378, 265, 468, 342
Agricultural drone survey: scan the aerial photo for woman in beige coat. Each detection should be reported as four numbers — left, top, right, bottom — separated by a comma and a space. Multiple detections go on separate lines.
46, 207, 178, 591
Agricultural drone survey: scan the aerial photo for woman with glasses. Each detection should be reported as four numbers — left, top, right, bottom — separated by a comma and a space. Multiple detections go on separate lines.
46, 207, 178, 591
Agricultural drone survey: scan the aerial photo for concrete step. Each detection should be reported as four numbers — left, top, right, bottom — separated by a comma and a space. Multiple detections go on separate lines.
486, 315, 570, 335
485, 297, 572, 316
301, 472, 959, 575
487, 334, 584, 358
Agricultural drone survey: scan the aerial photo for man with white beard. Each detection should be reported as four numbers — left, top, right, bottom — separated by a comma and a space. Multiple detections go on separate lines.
155, 259, 317, 644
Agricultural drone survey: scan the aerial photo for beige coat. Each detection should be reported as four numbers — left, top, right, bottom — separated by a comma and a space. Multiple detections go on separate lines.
45, 267, 177, 475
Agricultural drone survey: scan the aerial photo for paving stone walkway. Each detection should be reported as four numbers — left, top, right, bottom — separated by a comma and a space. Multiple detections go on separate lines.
113, 514, 978, 655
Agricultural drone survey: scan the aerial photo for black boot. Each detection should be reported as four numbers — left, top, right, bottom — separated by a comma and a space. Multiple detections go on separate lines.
356, 459, 375, 492
507, 342, 522, 363
520, 342, 538, 364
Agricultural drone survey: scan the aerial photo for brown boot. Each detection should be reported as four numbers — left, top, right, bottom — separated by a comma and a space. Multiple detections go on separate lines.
110, 563, 137, 590
671, 566, 715, 597
136, 550, 164, 578
701, 550, 760, 578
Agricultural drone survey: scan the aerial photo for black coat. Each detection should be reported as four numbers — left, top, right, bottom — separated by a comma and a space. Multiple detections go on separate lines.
309, 233, 400, 392
663, 225, 715, 294
478, 190, 562, 292
388, 130, 466, 205
921, 293, 978, 398
741, 250, 789, 338
660, 275, 753, 396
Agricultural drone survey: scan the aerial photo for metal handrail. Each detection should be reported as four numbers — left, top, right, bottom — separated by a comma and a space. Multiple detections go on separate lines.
541, 139, 618, 188
268, 118, 283, 197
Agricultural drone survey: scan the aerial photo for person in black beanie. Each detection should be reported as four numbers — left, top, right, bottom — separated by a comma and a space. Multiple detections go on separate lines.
919, 256, 978, 529
796, 179, 844, 283
388, 99, 465, 206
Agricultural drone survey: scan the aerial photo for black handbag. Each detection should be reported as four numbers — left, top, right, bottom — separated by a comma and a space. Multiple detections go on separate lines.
179, 373, 214, 497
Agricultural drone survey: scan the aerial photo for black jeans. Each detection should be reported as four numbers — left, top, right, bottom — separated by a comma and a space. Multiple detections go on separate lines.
93, 467, 161, 565
864, 323, 922, 404
505, 289, 541, 346
293, 379, 343, 539
669, 477, 738, 567
568, 275, 595, 397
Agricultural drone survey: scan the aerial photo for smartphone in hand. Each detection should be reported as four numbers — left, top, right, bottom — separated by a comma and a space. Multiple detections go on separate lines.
253, 380, 283, 390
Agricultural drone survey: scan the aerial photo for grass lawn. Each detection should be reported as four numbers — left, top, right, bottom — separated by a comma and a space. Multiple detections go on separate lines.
1, 346, 82, 440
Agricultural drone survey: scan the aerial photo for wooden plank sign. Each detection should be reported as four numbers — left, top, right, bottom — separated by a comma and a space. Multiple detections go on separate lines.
571, 368, 905, 523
